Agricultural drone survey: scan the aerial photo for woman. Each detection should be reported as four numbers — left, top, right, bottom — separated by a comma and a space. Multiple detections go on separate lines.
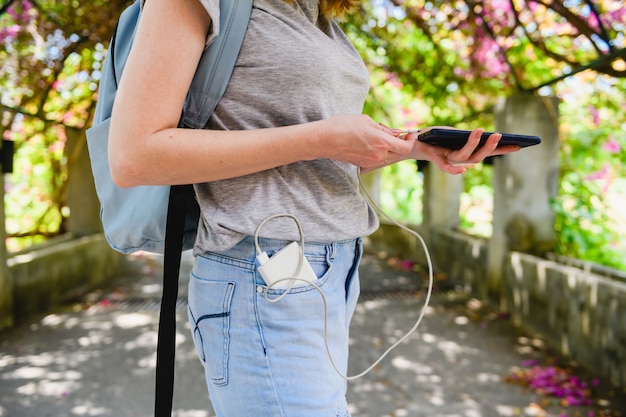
109, 0, 519, 415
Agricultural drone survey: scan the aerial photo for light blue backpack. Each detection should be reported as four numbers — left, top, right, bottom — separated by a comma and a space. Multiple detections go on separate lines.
85, 1, 252, 416
87, 0, 252, 255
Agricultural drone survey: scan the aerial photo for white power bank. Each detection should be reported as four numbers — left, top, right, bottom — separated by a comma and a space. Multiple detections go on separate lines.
257, 241, 318, 288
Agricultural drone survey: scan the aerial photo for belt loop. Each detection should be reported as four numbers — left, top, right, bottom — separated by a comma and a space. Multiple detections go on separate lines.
329, 241, 337, 260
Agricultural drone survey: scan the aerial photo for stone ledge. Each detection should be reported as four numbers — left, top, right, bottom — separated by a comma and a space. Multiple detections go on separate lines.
8, 233, 123, 321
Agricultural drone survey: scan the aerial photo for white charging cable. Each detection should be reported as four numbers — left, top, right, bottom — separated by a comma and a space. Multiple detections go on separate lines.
254, 213, 307, 303
253, 168, 434, 381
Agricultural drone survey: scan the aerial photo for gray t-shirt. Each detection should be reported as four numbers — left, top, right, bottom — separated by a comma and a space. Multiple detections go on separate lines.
193, 0, 379, 252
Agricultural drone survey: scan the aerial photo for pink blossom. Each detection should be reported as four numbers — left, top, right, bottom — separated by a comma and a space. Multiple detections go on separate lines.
584, 163, 610, 181
7, 5, 19, 19
8, 1, 33, 21
63, 112, 74, 124
605, 8, 626, 26
584, 13, 600, 31
386, 74, 403, 89
589, 105, 600, 126
505, 363, 594, 407
389, 258, 415, 271
454, 67, 466, 77
0, 25, 21, 44
602, 139, 620, 153
584, 163, 614, 194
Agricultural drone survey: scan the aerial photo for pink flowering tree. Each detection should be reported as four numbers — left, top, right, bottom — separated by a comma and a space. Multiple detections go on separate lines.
1, 0, 625, 267
346, 0, 624, 124
1, 0, 126, 249
345, 0, 626, 268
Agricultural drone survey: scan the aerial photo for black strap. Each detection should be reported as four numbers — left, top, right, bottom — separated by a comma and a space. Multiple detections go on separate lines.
154, 185, 190, 417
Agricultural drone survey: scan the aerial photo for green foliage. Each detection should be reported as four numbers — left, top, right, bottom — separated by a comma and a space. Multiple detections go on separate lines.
552, 180, 626, 270
1, 0, 122, 250
552, 75, 626, 269
380, 161, 424, 225
2, 0, 625, 273
459, 165, 494, 237
4, 120, 66, 247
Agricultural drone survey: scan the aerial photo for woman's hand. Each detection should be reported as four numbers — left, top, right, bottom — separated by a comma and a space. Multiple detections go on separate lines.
402, 127, 521, 175
320, 118, 522, 175
313, 115, 416, 170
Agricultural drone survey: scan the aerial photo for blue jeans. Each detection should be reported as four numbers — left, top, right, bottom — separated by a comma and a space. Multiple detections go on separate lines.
188, 236, 363, 417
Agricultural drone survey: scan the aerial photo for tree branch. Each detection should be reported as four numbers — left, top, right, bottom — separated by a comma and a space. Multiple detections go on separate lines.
533, 0, 608, 55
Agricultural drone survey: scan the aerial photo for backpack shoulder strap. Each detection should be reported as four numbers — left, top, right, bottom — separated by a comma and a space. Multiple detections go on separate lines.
110, 1, 141, 89
91, 0, 141, 125
181, 0, 253, 129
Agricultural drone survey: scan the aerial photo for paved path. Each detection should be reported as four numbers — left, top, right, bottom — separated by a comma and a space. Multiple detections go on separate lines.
1, 251, 625, 417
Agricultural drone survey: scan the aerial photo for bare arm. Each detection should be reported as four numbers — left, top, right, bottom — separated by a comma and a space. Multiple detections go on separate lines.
108, 0, 414, 187
108, 0, 509, 186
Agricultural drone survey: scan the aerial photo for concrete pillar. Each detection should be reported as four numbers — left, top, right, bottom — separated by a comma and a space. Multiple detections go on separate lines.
422, 164, 463, 229
360, 170, 382, 207
420, 164, 464, 273
64, 127, 102, 236
0, 170, 14, 330
487, 93, 560, 305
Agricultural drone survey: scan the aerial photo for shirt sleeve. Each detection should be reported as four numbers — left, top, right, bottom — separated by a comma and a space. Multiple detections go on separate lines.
198, 0, 220, 47
139, 0, 220, 48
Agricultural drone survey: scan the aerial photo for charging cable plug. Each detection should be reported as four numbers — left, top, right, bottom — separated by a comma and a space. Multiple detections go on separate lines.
256, 251, 270, 266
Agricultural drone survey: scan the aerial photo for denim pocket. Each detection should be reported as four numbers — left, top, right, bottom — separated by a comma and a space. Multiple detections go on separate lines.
187, 278, 235, 386
307, 252, 331, 282
260, 250, 333, 296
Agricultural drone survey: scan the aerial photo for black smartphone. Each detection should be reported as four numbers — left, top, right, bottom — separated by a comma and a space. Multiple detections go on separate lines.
417, 128, 541, 150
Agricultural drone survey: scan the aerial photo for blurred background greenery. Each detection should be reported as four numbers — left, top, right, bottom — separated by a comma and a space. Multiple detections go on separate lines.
1, 0, 625, 268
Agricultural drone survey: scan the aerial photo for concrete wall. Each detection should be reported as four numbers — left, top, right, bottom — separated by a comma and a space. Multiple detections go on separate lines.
7, 234, 122, 321
365, 223, 626, 388
506, 251, 626, 385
